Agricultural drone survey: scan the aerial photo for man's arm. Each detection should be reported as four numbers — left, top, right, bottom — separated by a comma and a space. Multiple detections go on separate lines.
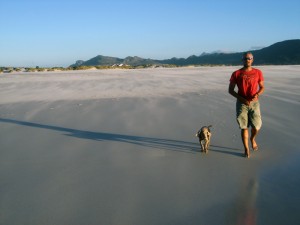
257, 80, 265, 96
228, 82, 250, 105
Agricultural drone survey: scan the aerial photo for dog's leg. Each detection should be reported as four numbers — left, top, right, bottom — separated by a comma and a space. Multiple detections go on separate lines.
200, 140, 206, 152
200, 141, 205, 152
204, 141, 208, 153
207, 135, 211, 151
204, 132, 209, 153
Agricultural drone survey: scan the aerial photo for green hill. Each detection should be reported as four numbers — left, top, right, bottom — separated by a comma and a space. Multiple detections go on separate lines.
70, 39, 300, 67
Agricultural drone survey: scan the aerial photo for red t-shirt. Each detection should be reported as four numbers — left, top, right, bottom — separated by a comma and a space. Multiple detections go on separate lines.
230, 68, 264, 101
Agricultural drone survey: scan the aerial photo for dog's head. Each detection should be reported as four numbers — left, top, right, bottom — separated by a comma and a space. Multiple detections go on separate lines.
195, 125, 212, 139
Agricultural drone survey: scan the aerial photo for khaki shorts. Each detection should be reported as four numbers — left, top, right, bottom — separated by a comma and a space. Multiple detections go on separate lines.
236, 100, 262, 130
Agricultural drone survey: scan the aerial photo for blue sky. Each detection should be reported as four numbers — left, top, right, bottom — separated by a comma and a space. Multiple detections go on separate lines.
1, 0, 299, 67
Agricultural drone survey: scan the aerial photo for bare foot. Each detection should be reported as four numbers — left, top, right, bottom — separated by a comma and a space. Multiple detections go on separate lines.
251, 139, 258, 151
244, 148, 250, 158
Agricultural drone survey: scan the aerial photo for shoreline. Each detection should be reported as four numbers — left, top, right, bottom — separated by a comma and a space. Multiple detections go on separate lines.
1, 64, 300, 74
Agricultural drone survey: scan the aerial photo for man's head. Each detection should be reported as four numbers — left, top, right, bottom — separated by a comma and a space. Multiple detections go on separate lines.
242, 52, 254, 68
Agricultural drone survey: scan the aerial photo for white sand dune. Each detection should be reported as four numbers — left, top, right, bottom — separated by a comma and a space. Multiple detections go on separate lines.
0, 66, 300, 224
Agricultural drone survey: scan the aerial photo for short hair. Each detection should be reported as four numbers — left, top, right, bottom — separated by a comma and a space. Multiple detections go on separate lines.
243, 52, 253, 57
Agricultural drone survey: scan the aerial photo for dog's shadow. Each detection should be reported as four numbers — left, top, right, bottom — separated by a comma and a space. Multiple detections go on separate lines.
0, 118, 241, 156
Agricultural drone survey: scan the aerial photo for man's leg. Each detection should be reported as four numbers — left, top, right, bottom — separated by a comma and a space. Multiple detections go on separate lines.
249, 101, 261, 151
250, 128, 259, 150
241, 129, 250, 157
236, 101, 251, 157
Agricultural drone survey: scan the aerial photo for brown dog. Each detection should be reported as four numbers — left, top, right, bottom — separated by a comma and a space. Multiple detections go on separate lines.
195, 125, 212, 153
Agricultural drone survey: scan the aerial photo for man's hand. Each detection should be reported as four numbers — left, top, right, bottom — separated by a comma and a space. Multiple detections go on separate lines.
228, 82, 251, 105
250, 93, 259, 102
240, 97, 250, 106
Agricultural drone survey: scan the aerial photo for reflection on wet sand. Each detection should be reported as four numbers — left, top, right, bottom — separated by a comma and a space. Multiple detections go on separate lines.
226, 178, 259, 225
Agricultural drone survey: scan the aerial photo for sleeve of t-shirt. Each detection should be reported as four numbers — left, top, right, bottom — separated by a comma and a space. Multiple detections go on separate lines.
229, 72, 236, 83
258, 70, 264, 82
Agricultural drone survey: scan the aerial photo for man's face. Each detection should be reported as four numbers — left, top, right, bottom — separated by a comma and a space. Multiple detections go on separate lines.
243, 54, 253, 67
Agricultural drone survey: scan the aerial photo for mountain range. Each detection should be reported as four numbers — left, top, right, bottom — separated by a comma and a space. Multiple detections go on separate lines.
71, 39, 300, 67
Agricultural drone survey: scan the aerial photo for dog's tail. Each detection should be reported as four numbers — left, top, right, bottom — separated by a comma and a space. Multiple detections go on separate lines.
207, 125, 212, 131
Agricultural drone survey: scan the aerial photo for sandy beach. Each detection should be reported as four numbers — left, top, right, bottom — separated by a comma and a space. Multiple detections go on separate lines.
1, 66, 300, 225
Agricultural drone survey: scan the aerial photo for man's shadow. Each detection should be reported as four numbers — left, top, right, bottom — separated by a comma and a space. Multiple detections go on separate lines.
0, 118, 241, 156
0, 118, 199, 153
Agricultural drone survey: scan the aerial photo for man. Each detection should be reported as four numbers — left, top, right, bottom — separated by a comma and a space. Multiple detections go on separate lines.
228, 52, 265, 158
